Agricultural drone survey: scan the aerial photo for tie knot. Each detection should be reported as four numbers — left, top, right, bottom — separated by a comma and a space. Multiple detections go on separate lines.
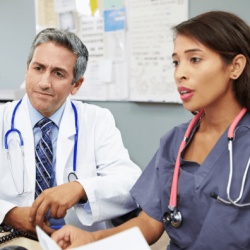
35, 117, 54, 134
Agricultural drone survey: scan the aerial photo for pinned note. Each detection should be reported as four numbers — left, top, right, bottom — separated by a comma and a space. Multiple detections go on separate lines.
104, 7, 126, 32
90, 0, 98, 16
99, 59, 113, 83
104, 0, 123, 9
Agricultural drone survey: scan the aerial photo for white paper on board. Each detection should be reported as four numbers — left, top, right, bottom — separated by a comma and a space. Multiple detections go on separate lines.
54, 0, 76, 13
99, 59, 113, 83
128, 0, 188, 102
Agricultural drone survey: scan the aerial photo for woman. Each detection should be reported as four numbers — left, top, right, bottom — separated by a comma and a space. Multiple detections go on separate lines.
51, 11, 250, 249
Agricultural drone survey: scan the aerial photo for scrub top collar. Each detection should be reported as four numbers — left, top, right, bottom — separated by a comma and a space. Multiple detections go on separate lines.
179, 111, 250, 188
27, 98, 66, 129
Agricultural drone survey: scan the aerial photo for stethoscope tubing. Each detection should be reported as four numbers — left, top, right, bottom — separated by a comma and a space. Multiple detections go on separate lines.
169, 109, 205, 209
70, 102, 78, 172
4, 99, 23, 149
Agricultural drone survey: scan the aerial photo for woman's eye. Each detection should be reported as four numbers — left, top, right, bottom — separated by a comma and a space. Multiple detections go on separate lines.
173, 60, 179, 67
191, 57, 201, 63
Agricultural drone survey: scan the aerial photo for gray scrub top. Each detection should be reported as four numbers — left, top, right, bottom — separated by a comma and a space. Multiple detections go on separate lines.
131, 112, 250, 250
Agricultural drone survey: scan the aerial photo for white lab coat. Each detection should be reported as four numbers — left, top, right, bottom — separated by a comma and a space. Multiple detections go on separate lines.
0, 94, 141, 231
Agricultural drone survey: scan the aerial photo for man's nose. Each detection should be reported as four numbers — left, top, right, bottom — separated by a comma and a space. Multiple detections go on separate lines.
39, 72, 51, 89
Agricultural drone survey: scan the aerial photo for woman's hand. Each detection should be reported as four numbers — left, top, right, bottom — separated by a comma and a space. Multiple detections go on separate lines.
51, 225, 95, 249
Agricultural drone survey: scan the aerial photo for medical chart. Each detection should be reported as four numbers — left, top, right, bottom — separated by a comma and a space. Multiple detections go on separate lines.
128, 0, 188, 102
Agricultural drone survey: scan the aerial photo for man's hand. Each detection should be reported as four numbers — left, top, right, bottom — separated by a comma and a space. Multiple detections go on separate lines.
51, 225, 95, 249
29, 181, 87, 228
3, 207, 54, 239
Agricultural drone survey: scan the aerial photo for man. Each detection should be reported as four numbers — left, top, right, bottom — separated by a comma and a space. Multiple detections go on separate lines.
0, 28, 141, 239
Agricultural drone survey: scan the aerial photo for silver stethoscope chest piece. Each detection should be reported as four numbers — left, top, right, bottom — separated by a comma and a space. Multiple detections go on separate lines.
68, 172, 78, 182
163, 208, 182, 228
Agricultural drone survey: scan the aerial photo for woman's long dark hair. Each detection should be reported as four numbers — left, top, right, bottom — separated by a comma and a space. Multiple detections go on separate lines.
173, 11, 250, 111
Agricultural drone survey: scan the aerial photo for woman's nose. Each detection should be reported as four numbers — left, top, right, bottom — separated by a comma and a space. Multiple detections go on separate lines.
174, 63, 188, 82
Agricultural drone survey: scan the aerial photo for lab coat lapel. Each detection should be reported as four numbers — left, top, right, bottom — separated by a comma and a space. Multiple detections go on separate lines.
17, 95, 36, 195
56, 98, 76, 185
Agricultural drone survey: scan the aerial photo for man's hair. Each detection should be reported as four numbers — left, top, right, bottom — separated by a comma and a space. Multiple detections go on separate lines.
27, 28, 89, 84
173, 11, 250, 111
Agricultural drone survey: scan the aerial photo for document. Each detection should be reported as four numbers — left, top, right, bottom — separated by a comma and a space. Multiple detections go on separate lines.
104, 0, 123, 9
128, 0, 188, 102
37, 226, 151, 250
73, 15, 128, 101
54, 0, 76, 13
73, 16, 106, 100
37, 0, 57, 28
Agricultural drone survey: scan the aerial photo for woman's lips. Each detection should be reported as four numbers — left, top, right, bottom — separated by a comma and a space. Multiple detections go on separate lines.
178, 86, 194, 101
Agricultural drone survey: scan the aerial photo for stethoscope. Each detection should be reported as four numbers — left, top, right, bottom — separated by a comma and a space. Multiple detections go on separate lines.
163, 107, 249, 228
5, 99, 79, 195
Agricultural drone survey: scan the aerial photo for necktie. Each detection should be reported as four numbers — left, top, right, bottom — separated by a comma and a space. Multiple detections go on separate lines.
35, 117, 54, 199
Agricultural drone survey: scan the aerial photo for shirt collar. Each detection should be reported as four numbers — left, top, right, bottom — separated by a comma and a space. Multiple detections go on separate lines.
27, 98, 66, 129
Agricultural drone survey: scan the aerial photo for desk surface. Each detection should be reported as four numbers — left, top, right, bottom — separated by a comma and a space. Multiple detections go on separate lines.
0, 232, 43, 250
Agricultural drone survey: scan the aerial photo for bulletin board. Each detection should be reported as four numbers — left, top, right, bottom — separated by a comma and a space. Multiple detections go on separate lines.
35, 0, 188, 103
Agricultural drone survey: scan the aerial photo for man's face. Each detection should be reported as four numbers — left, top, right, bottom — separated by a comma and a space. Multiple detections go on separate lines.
25, 42, 83, 117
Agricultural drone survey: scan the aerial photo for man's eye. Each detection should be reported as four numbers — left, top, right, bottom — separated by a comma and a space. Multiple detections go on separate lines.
191, 57, 201, 63
173, 60, 179, 67
55, 72, 64, 77
35, 67, 43, 71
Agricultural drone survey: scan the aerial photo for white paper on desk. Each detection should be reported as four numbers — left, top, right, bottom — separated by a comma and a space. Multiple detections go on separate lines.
36, 226, 61, 250
37, 226, 151, 250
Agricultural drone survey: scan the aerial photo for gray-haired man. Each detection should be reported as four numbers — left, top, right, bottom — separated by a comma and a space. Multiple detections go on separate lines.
0, 28, 141, 238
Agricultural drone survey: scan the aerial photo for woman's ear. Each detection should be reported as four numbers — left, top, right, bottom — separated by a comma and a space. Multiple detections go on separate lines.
230, 54, 247, 80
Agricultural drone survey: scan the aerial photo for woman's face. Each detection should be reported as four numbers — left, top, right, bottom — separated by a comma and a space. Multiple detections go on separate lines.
173, 34, 234, 112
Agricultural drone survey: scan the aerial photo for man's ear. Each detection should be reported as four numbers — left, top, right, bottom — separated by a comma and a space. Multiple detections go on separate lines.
230, 54, 247, 80
71, 76, 84, 96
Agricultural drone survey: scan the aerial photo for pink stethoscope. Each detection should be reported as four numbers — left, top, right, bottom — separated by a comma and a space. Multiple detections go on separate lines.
163, 107, 249, 228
